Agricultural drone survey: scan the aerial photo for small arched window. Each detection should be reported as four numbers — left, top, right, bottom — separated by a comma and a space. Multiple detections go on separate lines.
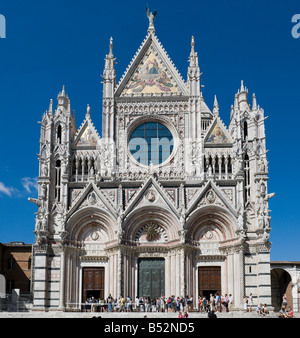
55, 160, 61, 202
244, 153, 250, 202
243, 121, 248, 140
57, 125, 62, 144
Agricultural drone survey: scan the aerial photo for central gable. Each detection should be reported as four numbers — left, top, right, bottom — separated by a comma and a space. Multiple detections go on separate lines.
115, 34, 188, 97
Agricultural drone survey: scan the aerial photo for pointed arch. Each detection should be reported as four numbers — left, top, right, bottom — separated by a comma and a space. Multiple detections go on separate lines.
186, 205, 237, 243
67, 206, 116, 244
123, 205, 180, 243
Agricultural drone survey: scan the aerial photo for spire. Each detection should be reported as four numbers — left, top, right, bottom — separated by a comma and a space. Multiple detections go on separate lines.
187, 35, 201, 97
237, 80, 249, 111
146, 6, 157, 34
49, 99, 53, 115
191, 35, 195, 54
240, 80, 245, 92
103, 37, 116, 99
252, 93, 257, 110
213, 95, 219, 116
104, 36, 115, 70
108, 36, 113, 58
57, 85, 69, 111
189, 35, 198, 67
234, 93, 238, 109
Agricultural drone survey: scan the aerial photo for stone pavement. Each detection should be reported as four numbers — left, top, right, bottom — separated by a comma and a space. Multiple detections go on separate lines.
0, 310, 298, 318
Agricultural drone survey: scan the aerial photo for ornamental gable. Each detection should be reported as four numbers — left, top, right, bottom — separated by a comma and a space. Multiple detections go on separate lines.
115, 34, 188, 98
204, 117, 233, 146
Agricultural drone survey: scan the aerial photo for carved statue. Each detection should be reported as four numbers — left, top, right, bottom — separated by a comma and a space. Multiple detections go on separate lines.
178, 229, 187, 244
264, 192, 275, 202
259, 158, 266, 172
146, 6, 157, 27
237, 204, 244, 230
42, 164, 48, 177
28, 197, 42, 206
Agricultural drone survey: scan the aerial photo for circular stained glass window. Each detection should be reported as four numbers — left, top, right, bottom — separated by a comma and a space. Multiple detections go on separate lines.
129, 122, 174, 166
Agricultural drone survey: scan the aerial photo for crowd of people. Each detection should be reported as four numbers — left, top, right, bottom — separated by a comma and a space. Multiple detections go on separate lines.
83, 292, 295, 318
83, 293, 234, 314
84, 295, 195, 313
278, 293, 294, 318
242, 293, 270, 315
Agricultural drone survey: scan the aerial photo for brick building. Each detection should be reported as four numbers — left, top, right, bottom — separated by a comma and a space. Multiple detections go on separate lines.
0, 242, 32, 295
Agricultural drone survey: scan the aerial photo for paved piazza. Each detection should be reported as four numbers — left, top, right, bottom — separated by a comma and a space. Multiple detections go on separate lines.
0, 310, 298, 318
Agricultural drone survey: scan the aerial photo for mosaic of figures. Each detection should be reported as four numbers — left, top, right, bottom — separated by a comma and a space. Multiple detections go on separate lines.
124, 52, 179, 95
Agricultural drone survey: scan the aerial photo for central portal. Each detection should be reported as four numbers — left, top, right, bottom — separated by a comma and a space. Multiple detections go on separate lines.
138, 258, 165, 298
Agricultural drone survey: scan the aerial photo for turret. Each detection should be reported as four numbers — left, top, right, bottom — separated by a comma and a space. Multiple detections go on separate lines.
31, 86, 76, 244
238, 80, 249, 112
187, 36, 201, 98
102, 37, 116, 141
213, 95, 219, 117
186, 36, 202, 176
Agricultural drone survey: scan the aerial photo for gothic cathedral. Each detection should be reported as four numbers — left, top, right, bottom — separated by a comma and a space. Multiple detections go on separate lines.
30, 13, 274, 311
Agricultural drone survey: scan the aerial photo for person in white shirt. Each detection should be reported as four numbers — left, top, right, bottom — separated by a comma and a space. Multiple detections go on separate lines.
249, 293, 254, 312
228, 294, 233, 312
135, 296, 139, 312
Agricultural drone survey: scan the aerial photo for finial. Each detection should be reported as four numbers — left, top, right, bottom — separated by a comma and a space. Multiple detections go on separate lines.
191, 36, 195, 52
234, 93, 238, 108
240, 80, 245, 92
49, 99, 53, 114
62, 85, 66, 96
146, 6, 157, 34
109, 37, 113, 57
67, 99, 71, 113
213, 95, 219, 116
252, 93, 257, 110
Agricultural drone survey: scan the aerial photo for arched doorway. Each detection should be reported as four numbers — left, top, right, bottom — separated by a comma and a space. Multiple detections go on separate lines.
271, 268, 292, 311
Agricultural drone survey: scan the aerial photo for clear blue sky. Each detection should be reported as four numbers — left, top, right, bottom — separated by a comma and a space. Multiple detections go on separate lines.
0, 0, 299, 261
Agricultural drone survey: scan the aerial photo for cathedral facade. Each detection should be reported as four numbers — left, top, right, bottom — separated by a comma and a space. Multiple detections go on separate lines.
30, 15, 274, 311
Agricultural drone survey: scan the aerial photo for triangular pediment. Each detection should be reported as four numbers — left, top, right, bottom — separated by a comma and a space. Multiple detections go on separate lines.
204, 117, 233, 146
67, 182, 117, 219
115, 34, 188, 97
124, 175, 178, 218
186, 180, 237, 217
73, 114, 100, 148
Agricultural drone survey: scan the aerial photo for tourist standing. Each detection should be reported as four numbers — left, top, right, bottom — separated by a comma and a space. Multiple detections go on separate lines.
175, 297, 180, 312
160, 295, 165, 312
135, 296, 139, 312
228, 294, 233, 312
249, 293, 254, 312
243, 295, 248, 312
209, 294, 214, 311
282, 293, 288, 309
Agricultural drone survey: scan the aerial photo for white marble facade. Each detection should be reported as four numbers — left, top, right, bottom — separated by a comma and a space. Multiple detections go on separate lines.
30, 13, 274, 311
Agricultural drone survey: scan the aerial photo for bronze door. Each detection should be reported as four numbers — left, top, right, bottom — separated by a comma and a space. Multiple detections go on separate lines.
138, 258, 165, 298
198, 266, 221, 299
82, 267, 105, 301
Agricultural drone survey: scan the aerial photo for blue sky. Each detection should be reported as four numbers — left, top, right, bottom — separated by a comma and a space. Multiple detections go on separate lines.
0, 0, 299, 261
